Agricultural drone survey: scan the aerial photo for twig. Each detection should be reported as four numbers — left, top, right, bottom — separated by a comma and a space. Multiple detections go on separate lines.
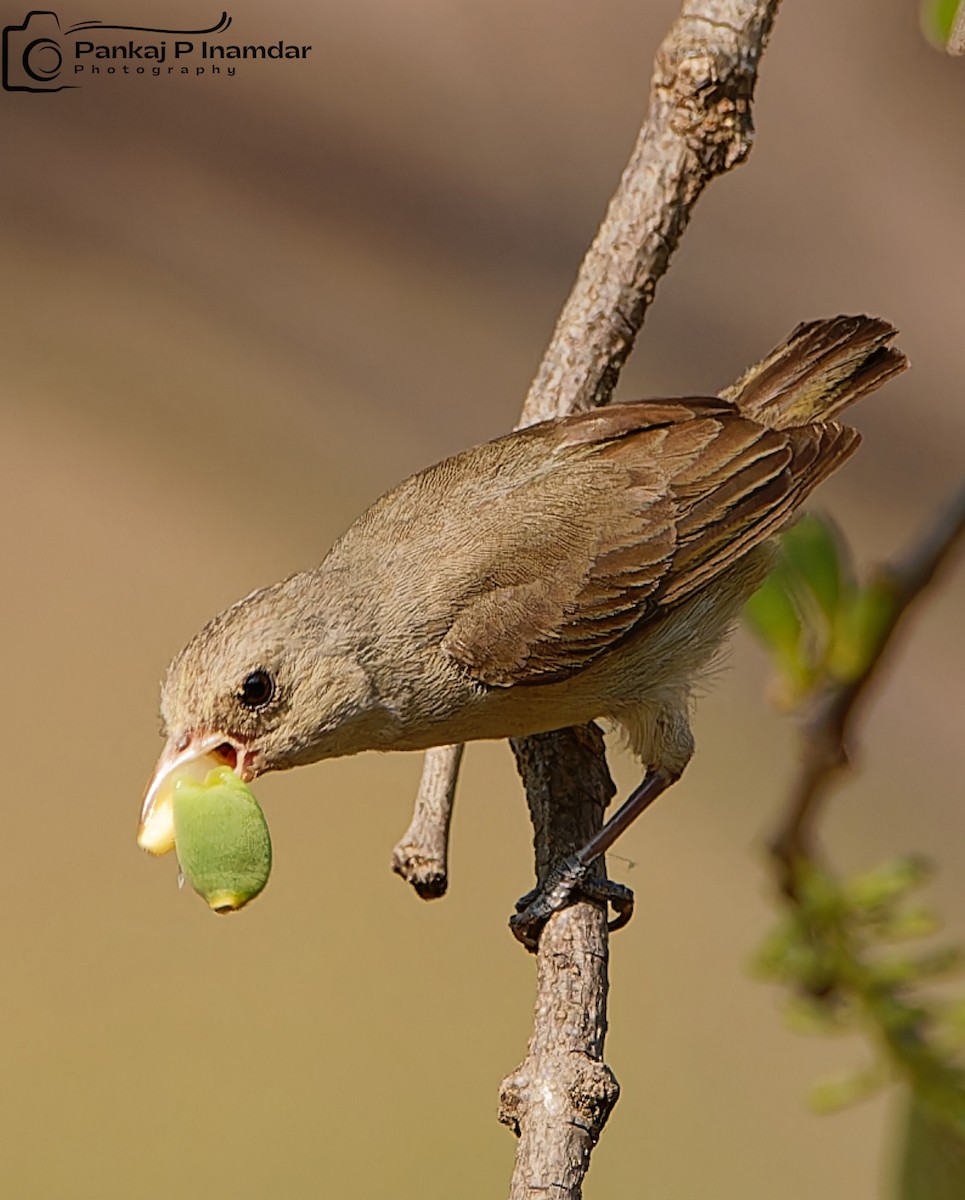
496, 3, 782, 1196
770, 481, 965, 893
391, 743, 462, 897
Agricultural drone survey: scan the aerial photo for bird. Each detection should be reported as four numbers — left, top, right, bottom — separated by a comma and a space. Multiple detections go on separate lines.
139, 315, 907, 936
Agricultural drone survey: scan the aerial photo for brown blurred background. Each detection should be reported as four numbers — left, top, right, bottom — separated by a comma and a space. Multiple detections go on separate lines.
1, 1, 963, 1196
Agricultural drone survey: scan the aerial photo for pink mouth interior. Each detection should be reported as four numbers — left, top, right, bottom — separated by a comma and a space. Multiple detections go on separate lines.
214, 742, 239, 771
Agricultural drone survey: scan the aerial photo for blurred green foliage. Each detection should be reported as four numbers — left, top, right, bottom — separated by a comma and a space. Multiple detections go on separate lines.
744, 514, 894, 706
902, 1095, 965, 1200
746, 515, 965, 1196
756, 859, 965, 1126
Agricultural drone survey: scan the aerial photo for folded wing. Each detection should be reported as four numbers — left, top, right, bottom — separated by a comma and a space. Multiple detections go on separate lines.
441, 399, 856, 686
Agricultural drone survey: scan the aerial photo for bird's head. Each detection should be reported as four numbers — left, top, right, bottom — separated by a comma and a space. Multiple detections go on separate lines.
137, 571, 374, 855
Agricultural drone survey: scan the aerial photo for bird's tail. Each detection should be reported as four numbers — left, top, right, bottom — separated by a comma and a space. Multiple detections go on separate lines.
723, 315, 908, 430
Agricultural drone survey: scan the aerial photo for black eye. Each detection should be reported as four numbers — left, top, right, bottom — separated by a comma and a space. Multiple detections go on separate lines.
239, 669, 275, 709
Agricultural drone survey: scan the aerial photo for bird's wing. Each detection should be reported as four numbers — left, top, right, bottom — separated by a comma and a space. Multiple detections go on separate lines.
438, 399, 854, 687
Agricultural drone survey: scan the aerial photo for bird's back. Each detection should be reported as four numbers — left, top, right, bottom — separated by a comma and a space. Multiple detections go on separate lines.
322, 316, 906, 695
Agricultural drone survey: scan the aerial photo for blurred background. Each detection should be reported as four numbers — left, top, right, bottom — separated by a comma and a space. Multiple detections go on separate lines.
1, 1, 963, 1196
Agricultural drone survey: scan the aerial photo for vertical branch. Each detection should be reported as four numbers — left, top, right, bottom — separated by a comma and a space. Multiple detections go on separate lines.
498, 727, 619, 1193
499, 2, 783, 1196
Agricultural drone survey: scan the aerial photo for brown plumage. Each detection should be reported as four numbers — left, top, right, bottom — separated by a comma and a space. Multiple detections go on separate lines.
139, 316, 907, 877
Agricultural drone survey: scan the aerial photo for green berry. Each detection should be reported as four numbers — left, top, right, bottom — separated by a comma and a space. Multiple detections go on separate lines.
171, 767, 272, 912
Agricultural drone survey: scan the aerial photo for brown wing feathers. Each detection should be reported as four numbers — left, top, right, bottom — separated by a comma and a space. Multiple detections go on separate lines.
442, 317, 906, 687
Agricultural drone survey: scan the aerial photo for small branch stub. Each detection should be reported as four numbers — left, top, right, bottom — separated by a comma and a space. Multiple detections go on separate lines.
391, 743, 463, 898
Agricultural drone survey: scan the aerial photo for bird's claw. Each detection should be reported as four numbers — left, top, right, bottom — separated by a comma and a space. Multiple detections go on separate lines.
509, 854, 634, 950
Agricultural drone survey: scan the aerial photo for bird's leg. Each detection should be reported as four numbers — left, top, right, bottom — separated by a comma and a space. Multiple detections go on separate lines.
510, 766, 677, 949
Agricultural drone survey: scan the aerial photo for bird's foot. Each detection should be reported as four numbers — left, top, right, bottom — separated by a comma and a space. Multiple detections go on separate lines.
509, 854, 634, 951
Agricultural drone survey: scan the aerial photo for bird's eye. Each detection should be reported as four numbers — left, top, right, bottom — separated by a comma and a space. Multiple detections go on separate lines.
238, 669, 275, 710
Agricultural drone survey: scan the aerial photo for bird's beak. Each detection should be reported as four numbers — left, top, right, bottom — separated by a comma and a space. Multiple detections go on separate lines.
137, 734, 248, 855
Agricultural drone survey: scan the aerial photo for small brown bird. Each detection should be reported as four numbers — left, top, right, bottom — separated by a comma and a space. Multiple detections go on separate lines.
139, 316, 906, 929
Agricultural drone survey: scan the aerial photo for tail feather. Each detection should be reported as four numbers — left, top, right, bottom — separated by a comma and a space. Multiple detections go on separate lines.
723, 316, 908, 429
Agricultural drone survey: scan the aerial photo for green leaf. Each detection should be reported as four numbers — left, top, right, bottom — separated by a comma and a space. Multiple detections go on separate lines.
744, 568, 802, 662
867, 949, 963, 990
810, 1064, 887, 1113
828, 578, 896, 682
843, 856, 931, 911
746, 515, 868, 701
782, 514, 849, 621
873, 907, 941, 943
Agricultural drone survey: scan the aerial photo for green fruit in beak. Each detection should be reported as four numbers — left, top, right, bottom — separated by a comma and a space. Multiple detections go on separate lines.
171, 767, 272, 912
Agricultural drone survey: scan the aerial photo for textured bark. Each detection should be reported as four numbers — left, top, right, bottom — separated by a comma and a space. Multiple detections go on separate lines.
518, 0, 782, 426
501, 3, 782, 1196
498, 727, 620, 1193
391, 743, 463, 897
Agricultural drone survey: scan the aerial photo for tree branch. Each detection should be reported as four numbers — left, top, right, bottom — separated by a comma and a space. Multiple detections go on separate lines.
391, 743, 462, 897
770, 482, 965, 893
498, 726, 620, 1193
497, 2, 782, 1195
518, 0, 781, 424
392, 743, 463, 895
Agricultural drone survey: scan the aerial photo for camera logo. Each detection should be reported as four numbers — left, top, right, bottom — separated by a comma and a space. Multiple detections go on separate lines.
3, 11, 70, 91
2, 11, 237, 92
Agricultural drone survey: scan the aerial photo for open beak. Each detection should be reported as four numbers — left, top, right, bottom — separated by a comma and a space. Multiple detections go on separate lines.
137, 734, 248, 855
